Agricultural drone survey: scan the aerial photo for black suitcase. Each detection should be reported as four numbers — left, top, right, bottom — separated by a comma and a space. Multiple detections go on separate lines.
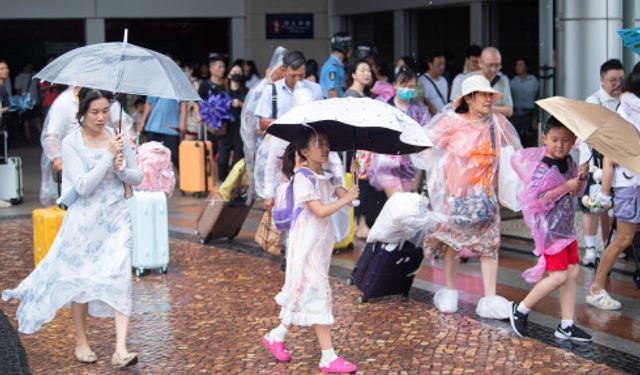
347, 241, 424, 303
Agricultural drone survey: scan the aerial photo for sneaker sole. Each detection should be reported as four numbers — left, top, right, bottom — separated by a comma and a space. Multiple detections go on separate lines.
585, 298, 622, 311
554, 331, 593, 342
509, 310, 525, 338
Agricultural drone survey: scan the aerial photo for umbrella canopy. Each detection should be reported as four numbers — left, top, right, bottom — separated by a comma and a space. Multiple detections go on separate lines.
537, 96, 640, 174
266, 97, 432, 154
34, 38, 200, 101
618, 27, 640, 55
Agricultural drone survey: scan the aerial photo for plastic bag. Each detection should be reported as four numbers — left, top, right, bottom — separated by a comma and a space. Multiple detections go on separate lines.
367, 192, 443, 245
498, 144, 523, 211
135, 141, 175, 196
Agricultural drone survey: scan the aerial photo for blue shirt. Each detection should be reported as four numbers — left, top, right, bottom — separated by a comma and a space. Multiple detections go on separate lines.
144, 96, 180, 136
510, 74, 539, 112
319, 54, 345, 98
254, 78, 323, 119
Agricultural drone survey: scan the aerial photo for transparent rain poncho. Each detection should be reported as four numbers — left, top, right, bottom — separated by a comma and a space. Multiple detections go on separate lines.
416, 105, 521, 258
367, 98, 431, 193
240, 46, 287, 200
39, 88, 79, 206
511, 147, 586, 283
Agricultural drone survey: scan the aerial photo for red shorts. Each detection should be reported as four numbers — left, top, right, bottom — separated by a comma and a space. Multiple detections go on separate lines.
543, 241, 579, 271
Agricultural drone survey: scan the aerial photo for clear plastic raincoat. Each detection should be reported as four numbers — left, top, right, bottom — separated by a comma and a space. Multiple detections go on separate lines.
240, 46, 287, 201
418, 105, 521, 258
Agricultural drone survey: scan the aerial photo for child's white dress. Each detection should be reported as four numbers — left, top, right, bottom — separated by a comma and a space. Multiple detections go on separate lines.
275, 169, 342, 326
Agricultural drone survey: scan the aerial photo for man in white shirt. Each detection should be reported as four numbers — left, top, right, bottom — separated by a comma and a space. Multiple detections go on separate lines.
464, 47, 513, 117
419, 49, 448, 114
39, 87, 80, 206
255, 50, 323, 210
449, 45, 482, 101
580, 59, 625, 266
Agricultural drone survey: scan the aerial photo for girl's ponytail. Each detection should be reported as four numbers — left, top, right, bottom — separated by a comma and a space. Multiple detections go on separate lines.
281, 142, 297, 179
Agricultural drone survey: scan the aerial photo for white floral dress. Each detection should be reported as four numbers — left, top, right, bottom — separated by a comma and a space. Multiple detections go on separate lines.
3, 128, 142, 334
275, 168, 342, 326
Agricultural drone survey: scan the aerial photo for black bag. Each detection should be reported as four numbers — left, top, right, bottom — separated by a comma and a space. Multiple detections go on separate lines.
348, 241, 424, 303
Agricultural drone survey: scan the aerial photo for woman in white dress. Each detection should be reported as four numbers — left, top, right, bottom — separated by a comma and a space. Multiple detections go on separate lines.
3, 88, 143, 368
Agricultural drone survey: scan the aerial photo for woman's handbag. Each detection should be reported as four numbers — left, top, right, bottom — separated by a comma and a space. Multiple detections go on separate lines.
255, 211, 281, 256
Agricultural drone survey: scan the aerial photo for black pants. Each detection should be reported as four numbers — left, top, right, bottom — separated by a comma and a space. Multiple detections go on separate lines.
146, 131, 180, 167
360, 179, 388, 228
217, 123, 244, 181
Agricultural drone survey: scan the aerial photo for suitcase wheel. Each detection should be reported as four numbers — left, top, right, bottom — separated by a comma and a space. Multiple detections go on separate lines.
134, 268, 144, 277
161, 265, 168, 274
634, 269, 640, 289
357, 295, 365, 304
180, 190, 186, 196
345, 276, 353, 286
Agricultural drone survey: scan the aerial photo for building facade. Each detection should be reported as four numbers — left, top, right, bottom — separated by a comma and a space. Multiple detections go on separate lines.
0, 0, 638, 100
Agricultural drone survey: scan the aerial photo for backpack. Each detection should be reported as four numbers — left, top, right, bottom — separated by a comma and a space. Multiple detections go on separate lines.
272, 168, 317, 231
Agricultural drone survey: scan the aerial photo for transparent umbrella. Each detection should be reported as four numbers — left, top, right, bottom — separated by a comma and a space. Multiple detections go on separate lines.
34, 30, 200, 103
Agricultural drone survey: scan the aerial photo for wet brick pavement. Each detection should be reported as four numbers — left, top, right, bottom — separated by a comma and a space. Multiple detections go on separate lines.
0, 219, 631, 374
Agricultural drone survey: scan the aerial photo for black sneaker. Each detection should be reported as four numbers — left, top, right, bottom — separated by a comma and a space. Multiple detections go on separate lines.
554, 324, 592, 342
509, 301, 528, 337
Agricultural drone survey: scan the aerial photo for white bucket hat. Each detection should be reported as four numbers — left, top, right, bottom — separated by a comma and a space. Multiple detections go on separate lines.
453, 75, 502, 108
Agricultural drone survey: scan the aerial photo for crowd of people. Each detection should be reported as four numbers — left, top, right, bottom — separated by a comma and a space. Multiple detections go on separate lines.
1, 31, 639, 373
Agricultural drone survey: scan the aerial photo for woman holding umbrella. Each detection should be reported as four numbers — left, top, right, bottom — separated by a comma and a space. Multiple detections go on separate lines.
3, 89, 143, 368
420, 75, 521, 318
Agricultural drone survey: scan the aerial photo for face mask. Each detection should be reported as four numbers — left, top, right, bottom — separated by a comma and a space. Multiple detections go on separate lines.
230, 74, 246, 83
394, 66, 400, 76
397, 87, 415, 101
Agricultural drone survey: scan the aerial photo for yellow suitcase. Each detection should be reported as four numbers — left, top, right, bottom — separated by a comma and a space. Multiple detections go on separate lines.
32, 206, 66, 266
334, 173, 355, 251
178, 140, 216, 195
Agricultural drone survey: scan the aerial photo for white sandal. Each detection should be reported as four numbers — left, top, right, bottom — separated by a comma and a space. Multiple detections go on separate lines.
586, 290, 621, 310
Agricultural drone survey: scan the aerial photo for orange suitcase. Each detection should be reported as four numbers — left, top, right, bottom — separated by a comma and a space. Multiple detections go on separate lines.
179, 140, 216, 195
32, 206, 66, 266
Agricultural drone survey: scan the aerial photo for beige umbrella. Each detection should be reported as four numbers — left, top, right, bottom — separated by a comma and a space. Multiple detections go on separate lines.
537, 96, 640, 175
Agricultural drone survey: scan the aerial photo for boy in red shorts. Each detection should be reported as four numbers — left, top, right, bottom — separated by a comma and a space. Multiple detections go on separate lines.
508, 116, 592, 342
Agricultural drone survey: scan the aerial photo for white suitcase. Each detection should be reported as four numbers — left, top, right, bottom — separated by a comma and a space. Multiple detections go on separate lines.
126, 191, 169, 276
0, 157, 23, 204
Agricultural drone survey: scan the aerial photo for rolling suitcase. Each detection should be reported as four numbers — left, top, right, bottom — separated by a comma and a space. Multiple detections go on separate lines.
32, 206, 66, 266
126, 191, 170, 276
347, 241, 424, 303
0, 126, 23, 204
179, 139, 215, 196
195, 192, 253, 244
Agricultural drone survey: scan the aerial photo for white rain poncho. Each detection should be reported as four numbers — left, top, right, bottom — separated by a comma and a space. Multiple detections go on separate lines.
39, 88, 79, 206
414, 105, 521, 259
241, 46, 287, 201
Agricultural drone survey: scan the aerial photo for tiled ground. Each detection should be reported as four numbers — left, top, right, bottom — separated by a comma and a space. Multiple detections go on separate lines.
0, 219, 631, 374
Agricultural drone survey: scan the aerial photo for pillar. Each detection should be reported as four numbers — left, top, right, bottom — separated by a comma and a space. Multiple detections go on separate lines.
556, 0, 623, 99
85, 18, 105, 45
230, 17, 245, 62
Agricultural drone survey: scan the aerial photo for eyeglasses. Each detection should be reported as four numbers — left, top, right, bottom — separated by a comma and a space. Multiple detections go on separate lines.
485, 63, 502, 70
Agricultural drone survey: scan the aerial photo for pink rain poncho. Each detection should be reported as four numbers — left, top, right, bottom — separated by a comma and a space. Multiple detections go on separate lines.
511, 147, 586, 283
420, 107, 521, 258
367, 98, 431, 193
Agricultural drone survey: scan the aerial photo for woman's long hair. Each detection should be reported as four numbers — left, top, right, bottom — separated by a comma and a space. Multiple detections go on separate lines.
280, 126, 323, 178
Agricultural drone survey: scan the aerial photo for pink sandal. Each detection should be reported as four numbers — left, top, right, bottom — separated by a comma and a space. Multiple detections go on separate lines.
320, 356, 358, 373
262, 336, 292, 362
